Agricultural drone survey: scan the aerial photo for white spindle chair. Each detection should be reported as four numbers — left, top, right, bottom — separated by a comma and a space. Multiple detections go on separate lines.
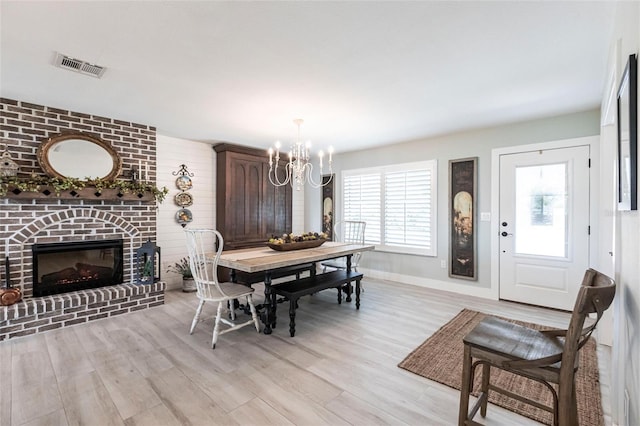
184, 229, 260, 349
321, 221, 366, 273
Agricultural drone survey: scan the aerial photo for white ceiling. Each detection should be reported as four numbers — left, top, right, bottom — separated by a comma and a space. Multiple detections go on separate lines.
0, 1, 616, 154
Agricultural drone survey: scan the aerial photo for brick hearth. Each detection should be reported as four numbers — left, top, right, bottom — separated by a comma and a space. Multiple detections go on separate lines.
0, 282, 165, 341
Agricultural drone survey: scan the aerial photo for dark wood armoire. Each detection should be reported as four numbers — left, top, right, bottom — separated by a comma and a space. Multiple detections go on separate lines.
214, 143, 292, 251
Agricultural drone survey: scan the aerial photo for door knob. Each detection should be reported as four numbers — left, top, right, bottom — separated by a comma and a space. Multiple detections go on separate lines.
501, 231, 512, 237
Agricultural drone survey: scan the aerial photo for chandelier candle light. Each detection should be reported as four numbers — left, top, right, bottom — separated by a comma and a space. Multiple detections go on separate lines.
268, 119, 333, 190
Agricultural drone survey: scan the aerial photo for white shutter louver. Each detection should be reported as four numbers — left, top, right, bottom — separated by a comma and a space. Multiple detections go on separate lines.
384, 169, 432, 250
343, 173, 381, 244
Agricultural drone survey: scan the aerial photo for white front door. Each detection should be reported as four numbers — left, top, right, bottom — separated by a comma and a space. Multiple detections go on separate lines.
499, 145, 590, 311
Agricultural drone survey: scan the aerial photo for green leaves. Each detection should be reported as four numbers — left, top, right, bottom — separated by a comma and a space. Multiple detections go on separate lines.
0, 175, 169, 203
166, 257, 193, 278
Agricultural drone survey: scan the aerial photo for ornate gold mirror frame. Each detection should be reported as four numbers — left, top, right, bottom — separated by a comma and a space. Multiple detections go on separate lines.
37, 132, 122, 181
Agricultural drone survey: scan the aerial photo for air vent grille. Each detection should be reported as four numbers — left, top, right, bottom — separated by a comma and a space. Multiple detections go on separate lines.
60, 56, 82, 70
54, 53, 106, 78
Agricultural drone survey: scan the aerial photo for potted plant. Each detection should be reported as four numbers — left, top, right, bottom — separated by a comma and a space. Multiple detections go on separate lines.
166, 257, 196, 292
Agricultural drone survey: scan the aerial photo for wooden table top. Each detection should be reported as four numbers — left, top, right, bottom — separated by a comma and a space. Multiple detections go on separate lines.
217, 242, 375, 273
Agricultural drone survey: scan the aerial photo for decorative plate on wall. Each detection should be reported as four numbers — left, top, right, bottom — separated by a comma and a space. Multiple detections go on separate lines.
174, 192, 193, 207
175, 175, 193, 191
176, 208, 193, 226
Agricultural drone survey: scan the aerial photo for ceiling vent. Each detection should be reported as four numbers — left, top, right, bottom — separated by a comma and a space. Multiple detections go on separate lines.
54, 53, 106, 78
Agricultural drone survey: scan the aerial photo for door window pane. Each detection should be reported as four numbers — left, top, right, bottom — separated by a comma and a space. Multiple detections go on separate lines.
515, 163, 567, 257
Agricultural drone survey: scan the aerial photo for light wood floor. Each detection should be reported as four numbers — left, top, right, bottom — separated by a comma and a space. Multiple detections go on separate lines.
0, 277, 611, 426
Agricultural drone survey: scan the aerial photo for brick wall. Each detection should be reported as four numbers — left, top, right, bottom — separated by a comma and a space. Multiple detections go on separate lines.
1, 98, 156, 178
0, 98, 164, 340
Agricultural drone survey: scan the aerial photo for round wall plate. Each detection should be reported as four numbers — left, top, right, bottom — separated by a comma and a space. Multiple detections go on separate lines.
175, 175, 193, 190
174, 192, 193, 207
176, 208, 193, 225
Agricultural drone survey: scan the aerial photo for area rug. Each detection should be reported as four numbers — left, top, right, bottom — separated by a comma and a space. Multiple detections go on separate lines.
398, 309, 603, 426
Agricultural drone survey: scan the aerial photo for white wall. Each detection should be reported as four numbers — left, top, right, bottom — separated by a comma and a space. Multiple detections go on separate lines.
305, 110, 600, 298
606, 3, 640, 425
156, 134, 215, 290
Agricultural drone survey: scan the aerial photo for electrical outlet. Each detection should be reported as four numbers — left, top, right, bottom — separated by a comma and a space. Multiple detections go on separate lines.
440, 260, 446, 269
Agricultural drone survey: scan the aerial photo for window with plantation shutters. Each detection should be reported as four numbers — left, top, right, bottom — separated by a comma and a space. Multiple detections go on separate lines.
342, 160, 437, 256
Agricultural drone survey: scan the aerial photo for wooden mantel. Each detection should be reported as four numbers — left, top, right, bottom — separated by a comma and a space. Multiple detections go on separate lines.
2, 186, 156, 202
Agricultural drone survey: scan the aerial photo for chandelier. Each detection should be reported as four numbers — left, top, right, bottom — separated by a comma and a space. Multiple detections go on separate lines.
267, 119, 333, 190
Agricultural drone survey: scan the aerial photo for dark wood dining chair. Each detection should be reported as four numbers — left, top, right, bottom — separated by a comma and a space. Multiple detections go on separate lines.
458, 268, 615, 426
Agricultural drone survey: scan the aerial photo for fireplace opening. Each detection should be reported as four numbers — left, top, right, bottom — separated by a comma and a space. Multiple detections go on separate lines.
32, 239, 124, 297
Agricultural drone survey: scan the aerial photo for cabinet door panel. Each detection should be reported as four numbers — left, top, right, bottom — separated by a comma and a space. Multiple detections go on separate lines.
229, 157, 262, 242
263, 169, 292, 238
216, 144, 292, 250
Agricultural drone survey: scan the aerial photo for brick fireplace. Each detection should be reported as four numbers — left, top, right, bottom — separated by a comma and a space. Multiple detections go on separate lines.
0, 98, 165, 341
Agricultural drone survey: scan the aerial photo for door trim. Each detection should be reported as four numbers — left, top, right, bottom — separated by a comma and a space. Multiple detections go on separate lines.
490, 135, 599, 302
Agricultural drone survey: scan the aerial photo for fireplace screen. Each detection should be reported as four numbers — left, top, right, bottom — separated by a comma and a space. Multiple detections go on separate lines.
32, 239, 124, 297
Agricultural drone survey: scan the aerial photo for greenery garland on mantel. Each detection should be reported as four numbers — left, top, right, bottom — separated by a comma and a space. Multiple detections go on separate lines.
0, 175, 169, 203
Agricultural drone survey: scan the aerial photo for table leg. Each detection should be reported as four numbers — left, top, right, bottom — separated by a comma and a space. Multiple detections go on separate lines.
271, 288, 277, 329
262, 271, 274, 335
288, 298, 297, 337
345, 254, 353, 302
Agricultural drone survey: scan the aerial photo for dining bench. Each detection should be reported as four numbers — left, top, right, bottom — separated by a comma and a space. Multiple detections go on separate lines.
271, 269, 363, 337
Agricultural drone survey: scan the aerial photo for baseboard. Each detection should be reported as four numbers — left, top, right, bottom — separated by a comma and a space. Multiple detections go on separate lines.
359, 267, 497, 300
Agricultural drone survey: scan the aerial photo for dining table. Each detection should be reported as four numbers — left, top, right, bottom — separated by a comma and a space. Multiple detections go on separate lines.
217, 241, 375, 334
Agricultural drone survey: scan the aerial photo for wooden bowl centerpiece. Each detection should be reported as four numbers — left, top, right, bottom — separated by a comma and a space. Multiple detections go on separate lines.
266, 232, 328, 251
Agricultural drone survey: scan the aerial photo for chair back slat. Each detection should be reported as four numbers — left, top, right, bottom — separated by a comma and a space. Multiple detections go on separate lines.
561, 268, 615, 376
184, 229, 228, 299
335, 221, 366, 266
338, 221, 366, 244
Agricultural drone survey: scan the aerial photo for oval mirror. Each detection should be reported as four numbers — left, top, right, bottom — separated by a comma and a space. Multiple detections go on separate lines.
37, 132, 122, 181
